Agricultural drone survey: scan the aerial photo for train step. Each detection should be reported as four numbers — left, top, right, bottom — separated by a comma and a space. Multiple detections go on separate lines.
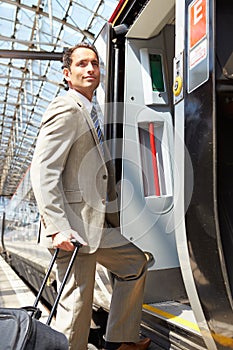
142, 301, 207, 350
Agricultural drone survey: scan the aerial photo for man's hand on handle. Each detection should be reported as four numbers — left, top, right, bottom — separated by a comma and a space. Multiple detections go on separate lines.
52, 229, 87, 251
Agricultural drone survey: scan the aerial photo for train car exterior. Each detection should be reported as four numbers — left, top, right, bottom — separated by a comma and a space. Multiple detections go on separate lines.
1, 0, 233, 349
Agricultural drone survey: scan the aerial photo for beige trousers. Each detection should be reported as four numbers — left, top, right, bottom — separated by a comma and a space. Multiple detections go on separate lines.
54, 231, 147, 350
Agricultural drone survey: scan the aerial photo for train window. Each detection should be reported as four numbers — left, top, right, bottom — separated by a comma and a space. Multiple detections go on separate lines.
149, 54, 165, 93
138, 121, 172, 198
140, 48, 168, 105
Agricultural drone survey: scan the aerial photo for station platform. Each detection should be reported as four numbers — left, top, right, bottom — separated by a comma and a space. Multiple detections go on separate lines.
0, 255, 51, 325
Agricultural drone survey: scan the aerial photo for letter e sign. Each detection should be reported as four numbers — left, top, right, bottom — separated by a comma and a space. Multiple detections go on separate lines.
189, 0, 207, 49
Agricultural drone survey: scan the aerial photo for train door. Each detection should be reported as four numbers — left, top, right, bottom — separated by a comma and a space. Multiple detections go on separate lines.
120, 2, 186, 302
95, 4, 202, 346
118, 1, 204, 348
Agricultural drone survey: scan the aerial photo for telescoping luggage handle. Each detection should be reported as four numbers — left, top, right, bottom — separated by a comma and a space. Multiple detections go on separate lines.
33, 239, 82, 325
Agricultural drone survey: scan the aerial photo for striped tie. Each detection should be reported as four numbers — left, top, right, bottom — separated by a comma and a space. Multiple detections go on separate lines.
91, 105, 104, 152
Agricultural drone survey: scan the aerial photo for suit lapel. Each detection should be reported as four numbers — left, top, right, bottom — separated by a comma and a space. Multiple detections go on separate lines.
67, 90, 106, 162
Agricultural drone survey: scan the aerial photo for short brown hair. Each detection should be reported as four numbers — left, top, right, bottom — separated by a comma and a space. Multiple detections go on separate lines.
62, 42, 99, 71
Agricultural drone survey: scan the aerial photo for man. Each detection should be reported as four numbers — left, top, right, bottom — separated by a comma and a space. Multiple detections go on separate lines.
30, 43, 150, 350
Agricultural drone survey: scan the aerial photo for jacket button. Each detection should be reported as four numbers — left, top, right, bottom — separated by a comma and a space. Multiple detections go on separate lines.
103, 174, 107, 180
102, 198, 106, 205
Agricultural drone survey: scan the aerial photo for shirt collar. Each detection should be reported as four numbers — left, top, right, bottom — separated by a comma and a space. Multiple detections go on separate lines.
70, 89, 92, 113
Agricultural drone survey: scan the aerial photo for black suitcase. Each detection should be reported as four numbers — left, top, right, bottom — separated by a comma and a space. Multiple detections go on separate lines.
0, 240, 82, 350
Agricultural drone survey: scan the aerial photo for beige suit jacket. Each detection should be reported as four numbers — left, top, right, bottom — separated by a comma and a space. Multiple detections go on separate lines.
30, 89, 119, 253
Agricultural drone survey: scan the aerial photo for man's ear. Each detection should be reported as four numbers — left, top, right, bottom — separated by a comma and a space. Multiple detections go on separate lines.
63, 67, 71, 82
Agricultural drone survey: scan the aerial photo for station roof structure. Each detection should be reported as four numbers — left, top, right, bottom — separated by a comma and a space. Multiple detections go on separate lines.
0, 0, 119, 199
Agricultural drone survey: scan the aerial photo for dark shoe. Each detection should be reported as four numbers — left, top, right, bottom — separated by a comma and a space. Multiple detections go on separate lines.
117, 338, 151, 350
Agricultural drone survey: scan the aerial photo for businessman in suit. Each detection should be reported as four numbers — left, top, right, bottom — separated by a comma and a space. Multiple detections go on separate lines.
30, 43, 150, 350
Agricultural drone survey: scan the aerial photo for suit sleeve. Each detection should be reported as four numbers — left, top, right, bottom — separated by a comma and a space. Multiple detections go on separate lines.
30, 97, 81, 237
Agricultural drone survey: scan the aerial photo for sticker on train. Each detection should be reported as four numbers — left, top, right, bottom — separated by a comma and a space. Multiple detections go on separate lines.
188, 0, 209, 93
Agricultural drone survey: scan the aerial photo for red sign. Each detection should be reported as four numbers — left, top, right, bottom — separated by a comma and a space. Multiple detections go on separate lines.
189, 0, 207, 49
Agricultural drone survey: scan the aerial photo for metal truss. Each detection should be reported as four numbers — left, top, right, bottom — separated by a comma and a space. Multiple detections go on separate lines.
0, 0, 119, 198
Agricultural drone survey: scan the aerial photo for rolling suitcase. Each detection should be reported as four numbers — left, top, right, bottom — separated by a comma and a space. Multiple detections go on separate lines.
0, 239, 82, 350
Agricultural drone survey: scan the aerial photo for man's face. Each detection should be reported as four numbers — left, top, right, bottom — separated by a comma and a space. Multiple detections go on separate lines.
63, 47, 100, 101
